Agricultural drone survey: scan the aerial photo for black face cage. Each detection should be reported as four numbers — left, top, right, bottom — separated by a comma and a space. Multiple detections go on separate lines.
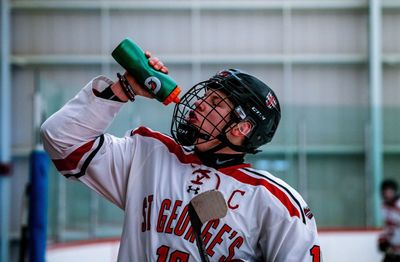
171, 69, 281, 154
171, 80, 239, 148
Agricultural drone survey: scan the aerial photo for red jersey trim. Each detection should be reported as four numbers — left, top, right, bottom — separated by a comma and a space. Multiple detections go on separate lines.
132, 126, 201, 165
220, 168, 300, 219
52, 139, 96, 171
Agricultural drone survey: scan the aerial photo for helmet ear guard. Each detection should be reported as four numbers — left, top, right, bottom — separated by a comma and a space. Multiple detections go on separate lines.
170, 69, 281, 154
236, 121, 253, 136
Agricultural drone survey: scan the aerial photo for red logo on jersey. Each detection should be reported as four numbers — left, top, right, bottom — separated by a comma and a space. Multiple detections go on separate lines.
228, 190, 246, 210
265, 92, 277, 109
191, 169, 211, 185
155, 198, 245, 260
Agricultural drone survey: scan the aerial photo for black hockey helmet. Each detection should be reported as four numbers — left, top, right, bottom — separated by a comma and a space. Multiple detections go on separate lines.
171, 69, 281, 154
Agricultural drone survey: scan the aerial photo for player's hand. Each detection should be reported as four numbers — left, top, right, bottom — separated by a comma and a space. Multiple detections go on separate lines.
145, 51, 169, 74
125, 51, 168, 96
123, 72, 153, 98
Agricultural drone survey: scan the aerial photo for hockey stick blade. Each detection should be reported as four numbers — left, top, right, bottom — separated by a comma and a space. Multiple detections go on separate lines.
188, 190, 227, 262
190, 190, 227, 225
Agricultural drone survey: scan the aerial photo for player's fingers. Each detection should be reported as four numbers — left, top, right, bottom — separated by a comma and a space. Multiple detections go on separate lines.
154, 61, 164, 70
148, 56, 168, 74
148, 57, 159, 67
156, 62, 168, 74
150, 58, 164, 70
161, 66, 169, 74
144, 51, 152, 58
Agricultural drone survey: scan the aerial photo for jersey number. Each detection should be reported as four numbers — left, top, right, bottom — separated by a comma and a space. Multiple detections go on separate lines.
310, 245, 321, 262
156, 245, 189, 262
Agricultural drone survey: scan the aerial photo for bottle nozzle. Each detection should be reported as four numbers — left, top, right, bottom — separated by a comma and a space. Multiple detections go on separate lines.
162, 86, 181, 105
173, 96, 180, 104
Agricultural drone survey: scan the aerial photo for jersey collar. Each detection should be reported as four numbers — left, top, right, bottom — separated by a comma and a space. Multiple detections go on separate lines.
195, 149, 248, 169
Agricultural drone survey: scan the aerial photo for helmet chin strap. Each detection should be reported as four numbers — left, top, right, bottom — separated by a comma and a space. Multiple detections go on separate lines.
177, 118, 258, 154
176, 122, 210, 146
197, 120, 257, 154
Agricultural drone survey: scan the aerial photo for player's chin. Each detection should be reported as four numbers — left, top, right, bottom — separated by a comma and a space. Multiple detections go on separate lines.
187, 119, 205, 132
194, 137, 209, 148
194, 143, 207, 152
195, 137, 219, 151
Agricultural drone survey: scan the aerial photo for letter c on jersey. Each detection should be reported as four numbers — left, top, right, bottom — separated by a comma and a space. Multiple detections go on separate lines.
228, 190, 246, 210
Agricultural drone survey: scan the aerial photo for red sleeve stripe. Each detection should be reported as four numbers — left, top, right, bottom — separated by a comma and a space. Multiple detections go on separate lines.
244, 168, 306, 224
52, 139, 96, 172
132, 126, 201, 165
220, 168, 301, 219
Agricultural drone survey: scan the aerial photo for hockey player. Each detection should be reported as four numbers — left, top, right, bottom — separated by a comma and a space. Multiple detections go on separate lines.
379, 179, 400, 262
41, 53, 320, 261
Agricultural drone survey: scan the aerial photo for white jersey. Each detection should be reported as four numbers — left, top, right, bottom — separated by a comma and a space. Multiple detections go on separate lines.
381, 198, 400, 254
41, 76, 320, 262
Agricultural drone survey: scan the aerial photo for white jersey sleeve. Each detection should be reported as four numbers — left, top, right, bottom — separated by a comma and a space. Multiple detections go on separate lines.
242, 168, 321, 262
260, 204, 320, 262
41, 75, 150, 209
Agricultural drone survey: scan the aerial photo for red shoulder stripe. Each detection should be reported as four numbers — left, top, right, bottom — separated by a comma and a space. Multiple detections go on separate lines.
52, 139, 95, 172
132, 126, 201, 165
220, 168, 300, 218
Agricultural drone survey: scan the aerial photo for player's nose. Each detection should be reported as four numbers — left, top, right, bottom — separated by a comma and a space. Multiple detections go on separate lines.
194, 98, 206, 111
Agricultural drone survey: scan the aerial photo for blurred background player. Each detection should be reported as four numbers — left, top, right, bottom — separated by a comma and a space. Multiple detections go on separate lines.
379, 179, 400, 262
